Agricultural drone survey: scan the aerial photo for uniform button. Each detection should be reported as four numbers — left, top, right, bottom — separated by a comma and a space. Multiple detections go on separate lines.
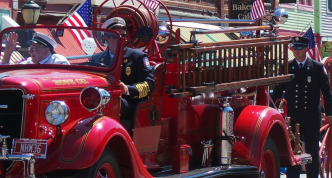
304, 107, 307, 109
305, 85, 307, 88
305, 91, 307, 93
295, 90, 298, 92
295, 95, 298, 98
296, 85, 298, 87
295, 106, 298, 108
295, 100, 298, 103
305, 102, 307, 104
305, 96, 307, 98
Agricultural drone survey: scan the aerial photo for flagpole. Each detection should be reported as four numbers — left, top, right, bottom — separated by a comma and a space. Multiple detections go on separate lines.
56, 2, 81, 25
298, 21, 312, 36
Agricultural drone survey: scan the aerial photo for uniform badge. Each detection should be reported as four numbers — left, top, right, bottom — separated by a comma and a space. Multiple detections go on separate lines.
292, 66, 295, 69
100, 58, 104, 62
124, 59, 128, 63
295, 37, 299, 41
126, 67, 131, 76
307, 67, 310, 70
143, 58, 150, 68
307, 76, 311, 83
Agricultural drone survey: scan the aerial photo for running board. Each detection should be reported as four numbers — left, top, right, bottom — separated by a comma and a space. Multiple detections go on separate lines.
180, 165, 258, 178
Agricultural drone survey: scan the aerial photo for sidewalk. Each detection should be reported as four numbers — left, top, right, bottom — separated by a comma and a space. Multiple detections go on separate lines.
281, 174, 316, 177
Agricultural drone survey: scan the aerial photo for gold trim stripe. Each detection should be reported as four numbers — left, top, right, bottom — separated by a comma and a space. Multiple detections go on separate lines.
249, 107, 271, 162
134, 81, 150, 99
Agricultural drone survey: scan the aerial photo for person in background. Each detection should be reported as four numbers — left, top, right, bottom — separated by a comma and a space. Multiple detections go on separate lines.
91, 17, 155, 135
1, 32, 69, 65
272, 36, 332, 178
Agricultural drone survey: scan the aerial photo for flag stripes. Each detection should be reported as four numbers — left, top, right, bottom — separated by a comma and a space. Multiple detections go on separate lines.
250, 0, 265, 20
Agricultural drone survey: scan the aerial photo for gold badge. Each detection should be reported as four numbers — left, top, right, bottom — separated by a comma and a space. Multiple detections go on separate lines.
126, 67, 131, 76
124, 59, 128, 63
34, 33, 38, 37
295, 37, 299, 41
307, 76, 311, 83
100, 58, 104, 62
114, 18, 118, 23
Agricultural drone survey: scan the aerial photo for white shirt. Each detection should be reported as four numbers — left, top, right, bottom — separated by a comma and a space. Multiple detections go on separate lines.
296, 58, 307, 68
1, 54, 69, 65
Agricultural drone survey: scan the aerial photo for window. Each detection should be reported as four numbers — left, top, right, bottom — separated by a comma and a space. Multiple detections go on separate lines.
298, 0, 313, 6
329, 0, 332, 12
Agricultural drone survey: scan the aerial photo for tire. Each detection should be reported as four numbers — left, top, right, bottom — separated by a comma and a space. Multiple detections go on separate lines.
75, 148, 121, 178
261, 137, 280, 178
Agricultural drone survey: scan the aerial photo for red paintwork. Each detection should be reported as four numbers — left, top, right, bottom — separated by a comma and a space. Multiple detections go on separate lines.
233, 105, 297, 171
0, 1, 306, 177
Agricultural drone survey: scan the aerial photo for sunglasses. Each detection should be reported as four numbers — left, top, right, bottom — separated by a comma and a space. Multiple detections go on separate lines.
292, 45, 306, 50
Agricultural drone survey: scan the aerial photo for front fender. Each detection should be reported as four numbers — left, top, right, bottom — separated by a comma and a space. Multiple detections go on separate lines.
31, 116, 149, 176
232, 105, 294, 170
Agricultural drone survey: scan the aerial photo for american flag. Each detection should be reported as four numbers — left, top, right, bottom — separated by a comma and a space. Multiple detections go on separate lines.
250, 0, 265, 20
143, 0, 159, 10
63, 0, 92, 46
302, 27, 321, 62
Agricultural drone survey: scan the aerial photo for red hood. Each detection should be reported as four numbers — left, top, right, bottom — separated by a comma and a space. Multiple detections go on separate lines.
0, 69, 110, 92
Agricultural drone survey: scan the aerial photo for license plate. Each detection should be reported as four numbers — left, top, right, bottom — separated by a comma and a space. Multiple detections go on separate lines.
12, 139, 48, 158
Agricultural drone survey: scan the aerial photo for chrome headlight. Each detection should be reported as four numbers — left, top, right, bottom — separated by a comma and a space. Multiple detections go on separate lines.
45, 101, 69, 126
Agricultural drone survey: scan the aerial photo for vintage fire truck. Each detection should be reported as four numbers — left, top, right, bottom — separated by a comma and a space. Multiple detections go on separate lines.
0, 0, 313, 177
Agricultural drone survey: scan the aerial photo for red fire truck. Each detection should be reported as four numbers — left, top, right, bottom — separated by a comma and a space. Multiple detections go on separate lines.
0, 0, 312, 177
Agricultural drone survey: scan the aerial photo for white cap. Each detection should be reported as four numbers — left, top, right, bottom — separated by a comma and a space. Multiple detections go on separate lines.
101, 17, 126, 29
31, 32, 57, 53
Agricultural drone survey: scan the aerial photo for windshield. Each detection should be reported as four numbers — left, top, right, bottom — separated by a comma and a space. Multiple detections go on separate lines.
0, 26, 122, 68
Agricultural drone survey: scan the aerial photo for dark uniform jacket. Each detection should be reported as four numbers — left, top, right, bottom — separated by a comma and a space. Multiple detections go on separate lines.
91, 47, 155, 101
273, 58, 332, 125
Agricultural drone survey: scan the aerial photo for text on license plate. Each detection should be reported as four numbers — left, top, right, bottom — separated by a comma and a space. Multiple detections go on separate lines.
12, 139, 48, 158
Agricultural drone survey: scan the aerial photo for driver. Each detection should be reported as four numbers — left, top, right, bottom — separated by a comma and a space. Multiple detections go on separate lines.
91, 17, 155, 136
1, 32, 69, 65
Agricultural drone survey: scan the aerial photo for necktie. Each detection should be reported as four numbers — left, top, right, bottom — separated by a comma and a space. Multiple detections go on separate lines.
299, 63, 303, 69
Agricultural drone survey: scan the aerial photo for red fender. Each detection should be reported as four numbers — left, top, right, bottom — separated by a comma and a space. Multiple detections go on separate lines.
232, 105, 296, 172
7, 116, 152, 178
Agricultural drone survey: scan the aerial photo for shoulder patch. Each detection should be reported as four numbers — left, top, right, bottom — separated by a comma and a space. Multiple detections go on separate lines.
143, 57, 151, 68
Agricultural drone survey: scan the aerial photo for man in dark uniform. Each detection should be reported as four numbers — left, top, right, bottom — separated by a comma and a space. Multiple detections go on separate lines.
272, 36, 332, 178
91, 17, 155, 135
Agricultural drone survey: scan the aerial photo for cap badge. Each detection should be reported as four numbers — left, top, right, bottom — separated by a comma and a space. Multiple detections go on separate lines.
307, 76, 311, 83
124, 59, 128, 63
114, 18, 119, 23
126, 67, 131, 76
295, 37, 299, 41
100, 58, 104, 62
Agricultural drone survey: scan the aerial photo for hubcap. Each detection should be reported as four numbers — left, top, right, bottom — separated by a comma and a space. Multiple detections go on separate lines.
96, 163, 116, 178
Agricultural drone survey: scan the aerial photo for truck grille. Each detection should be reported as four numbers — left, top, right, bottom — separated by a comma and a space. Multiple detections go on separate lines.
0, 89, 24, 141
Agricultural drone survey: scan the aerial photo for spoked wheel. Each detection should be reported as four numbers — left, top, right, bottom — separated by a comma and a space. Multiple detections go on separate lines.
319, 121, 331, 178
75, 148, 121, 178
261, 137, 280, 178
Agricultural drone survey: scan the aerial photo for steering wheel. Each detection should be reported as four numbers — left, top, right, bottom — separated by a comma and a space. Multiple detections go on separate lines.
78, 61, 108, 67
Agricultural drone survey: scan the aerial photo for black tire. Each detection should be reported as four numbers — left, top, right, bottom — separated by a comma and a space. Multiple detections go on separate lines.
261, 137, 280, 178
74, 148, 121, 178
